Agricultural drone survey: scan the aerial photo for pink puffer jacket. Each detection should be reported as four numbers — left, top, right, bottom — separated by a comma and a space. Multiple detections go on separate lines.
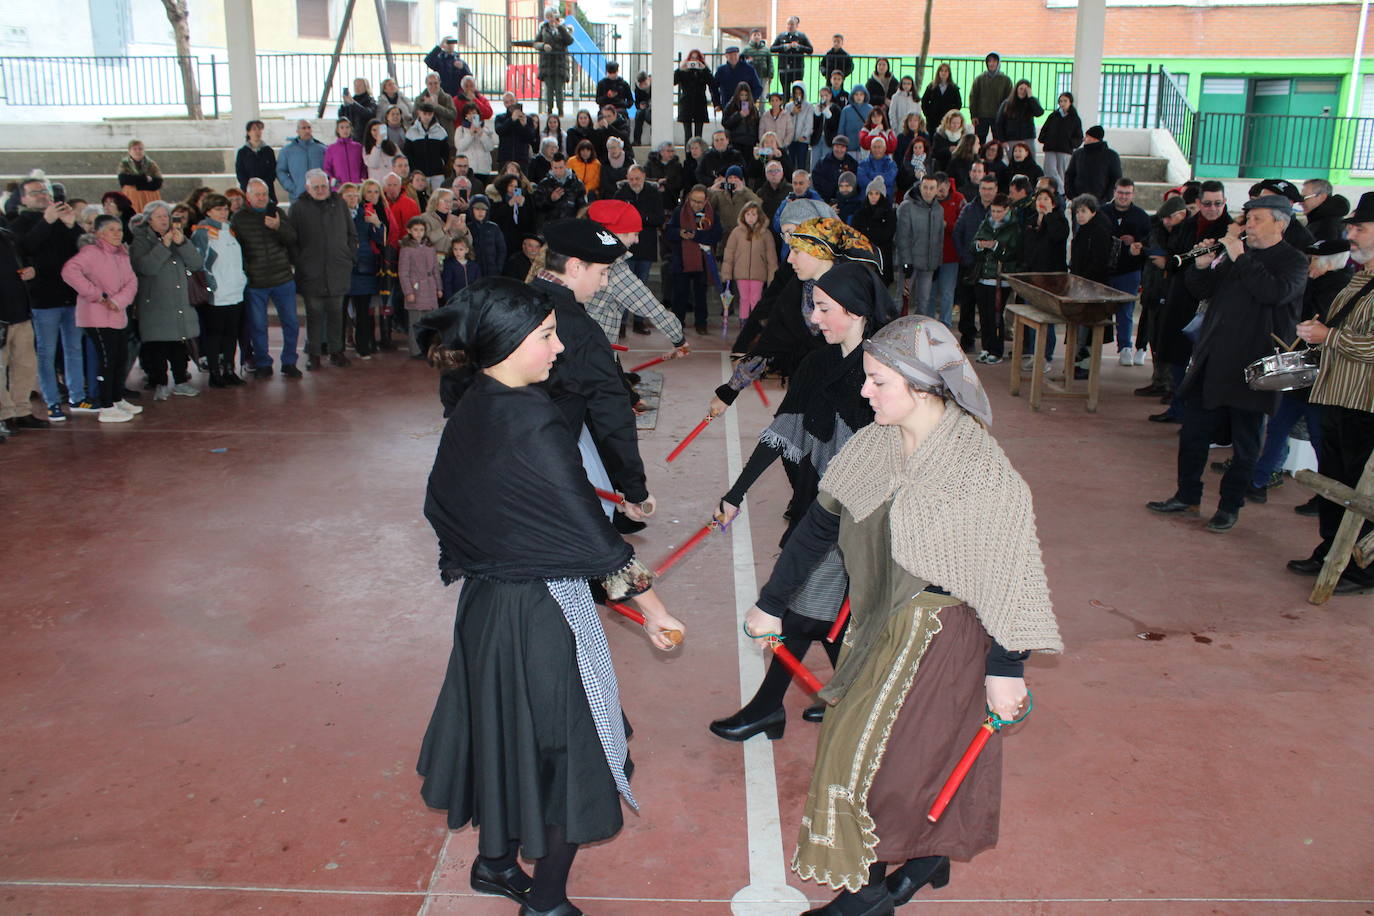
61, 238, 139, 329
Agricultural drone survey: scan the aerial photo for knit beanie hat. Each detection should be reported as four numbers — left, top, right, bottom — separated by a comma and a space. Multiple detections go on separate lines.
1156, 196, 1187, 219
866, 176, 887, 197
779, 197, 833, 228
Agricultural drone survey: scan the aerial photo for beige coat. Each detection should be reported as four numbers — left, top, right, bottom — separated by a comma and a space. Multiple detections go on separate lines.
721, 224, 777, 283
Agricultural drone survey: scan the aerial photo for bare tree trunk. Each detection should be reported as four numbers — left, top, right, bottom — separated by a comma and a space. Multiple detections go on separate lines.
161, 0, 204, 119
917, 0, 934, 90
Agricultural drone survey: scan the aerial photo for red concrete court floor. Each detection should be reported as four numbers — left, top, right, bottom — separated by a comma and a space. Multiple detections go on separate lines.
2, 323, 1372, 916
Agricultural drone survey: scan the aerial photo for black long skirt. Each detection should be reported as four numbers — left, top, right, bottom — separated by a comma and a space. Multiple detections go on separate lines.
417, 578, 626, 859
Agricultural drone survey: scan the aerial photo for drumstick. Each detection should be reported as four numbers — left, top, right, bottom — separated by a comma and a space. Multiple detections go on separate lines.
753, 380, 770, 407
629, 354, 670, 372
825, 598, 850, 644
608, 601, 683, 645
653, 521, 715, 577
1270, 332, 1292, 352
611, 343, 629, 351
767, 638, 824, 693
594, 487, 624, 504
666, 416, 713, 462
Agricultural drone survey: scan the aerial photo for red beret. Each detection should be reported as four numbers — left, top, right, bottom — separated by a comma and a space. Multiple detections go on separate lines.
587, 199, 643, 234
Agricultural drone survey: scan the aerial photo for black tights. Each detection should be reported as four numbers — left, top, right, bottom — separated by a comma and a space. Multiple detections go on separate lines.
825, 862, 889, 914
481, 825, 579, 911
738, 611, 841, 720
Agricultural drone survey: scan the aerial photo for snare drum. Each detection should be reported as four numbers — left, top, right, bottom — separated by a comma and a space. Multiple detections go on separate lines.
1244, 347, 1320, 391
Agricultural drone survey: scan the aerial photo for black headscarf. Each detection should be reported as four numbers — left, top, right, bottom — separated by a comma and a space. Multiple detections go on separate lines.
814, 260, 893, 331
417, 277, 555, 415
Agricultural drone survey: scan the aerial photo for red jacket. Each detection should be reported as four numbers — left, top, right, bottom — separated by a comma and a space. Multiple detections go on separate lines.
384, 192, 421, 251
940, 189, 965, 264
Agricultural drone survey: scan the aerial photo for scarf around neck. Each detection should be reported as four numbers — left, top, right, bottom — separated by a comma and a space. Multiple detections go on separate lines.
678, 202, 714, 272
818, 408, 1062, 653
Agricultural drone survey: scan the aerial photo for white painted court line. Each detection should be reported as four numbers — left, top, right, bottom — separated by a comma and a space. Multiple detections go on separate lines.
417, 829, 454, 915
721, 354, 812, 915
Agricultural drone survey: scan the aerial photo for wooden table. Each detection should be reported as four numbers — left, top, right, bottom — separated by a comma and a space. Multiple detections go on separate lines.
1006, 301, 1113, 412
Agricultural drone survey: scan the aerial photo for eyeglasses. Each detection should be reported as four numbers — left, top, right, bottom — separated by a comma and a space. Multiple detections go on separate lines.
1200, 201, 1225, 208
1302, 193, 1323, 200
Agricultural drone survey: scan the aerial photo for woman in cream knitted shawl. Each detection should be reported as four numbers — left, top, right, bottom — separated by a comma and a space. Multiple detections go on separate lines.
745, 315, 1061, 914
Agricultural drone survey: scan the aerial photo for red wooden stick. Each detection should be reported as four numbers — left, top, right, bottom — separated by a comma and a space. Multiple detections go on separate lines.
594, 487, 624, 504
629, 355, 669, 372
666, 417, 712, 462
753, 380, 770, 406
608, 601, 683, 645
927, 721, 996, 823
611, 343, 629, 351
769, 640, 824, 694
653, 522, 715, 578
825, 598, 851, 643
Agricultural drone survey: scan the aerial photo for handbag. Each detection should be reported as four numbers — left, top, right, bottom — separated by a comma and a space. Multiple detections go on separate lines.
187, 268, 213, 306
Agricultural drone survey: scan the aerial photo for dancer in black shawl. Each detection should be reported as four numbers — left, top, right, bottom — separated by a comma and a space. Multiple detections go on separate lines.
416, 278, 684, 916
708, 261, 886, 741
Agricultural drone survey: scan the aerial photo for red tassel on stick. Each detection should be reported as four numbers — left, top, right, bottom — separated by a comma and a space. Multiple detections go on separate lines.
666, 417, 712, 462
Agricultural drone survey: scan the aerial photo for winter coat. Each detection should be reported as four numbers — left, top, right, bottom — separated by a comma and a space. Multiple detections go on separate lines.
785, 90, 816, 145
491, 190, 535, 252
758, 106, 795, 148
722, 96, 762, 150
1180, 240, 1308, 414
722, 223, 778, 283
405, 119, 450, 180
533, 171, 587, 224
645, 156, 684, 210
0, 229, 29, 324
939, 189, 966, 263
834, 188, 863, 224
570, 156, 602, 199
853, 197, 896, 282
1006, 156, 1044, 185
287, 192, 357, 298
596, 75, 634, 111
441, 256, 482, 302
666, 202, 723, 273
968, 69, 1012, 121
10, 208, 83, 308
276, 136, 327, 200
1038, 106, 1084, 154
323, 137, 366, 188
338, 93, 378, 140
993, 95, 1044, 144
1305, 194, 1352, 244
819, 48, 853, 81
591, 114, 631, 160
382, 192, 421, 253
953, 197, 989, 267
1064, 141, 1123, 201
756, 179, 791, 222
466, 205, 507, 278
534, 21, 574, 86
1021, 209, 1070, 272
348, 205, 385, 296
565, 124, 595, 161
231, 206, 297, 289
453, 121, 498, 175
971, 215, 1022, 281
61, 237, 138, 330
742, 40, 773, 81
613, 183, 665, 262
378, 91, 413, 124
888, 90, 921, 131
416, 88, 459, 135
895, 193, 944, 271
398, 240, 440, 310
859, 127, 896, 155
770, 30, 813, 81
812, 152, 858, 203
364, 142, 397, 183
674, 65, 716, 124
713, 61, 762, 109
494, 111, 538, 166
698, 146, 747, 187
129, 222, 204, 342
709, 186, 761, 247
425, 47, 471, 95
236, 143, 278, 202
190, 217, 247, 306
600, 154, 633, 198
1070, 212, 1116, 283
920, 82, 963, 130
1101, 201, 1152, 275
857, 155, 897, 199
837, 98, 873, 150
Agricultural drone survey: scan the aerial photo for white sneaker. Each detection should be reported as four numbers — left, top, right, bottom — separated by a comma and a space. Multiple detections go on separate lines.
1044, 361, 1054, 375
116, 399, 143, 415
153, 385, 170, 401
171, 382, 199, 397
1133, 348, 1147, 366
98, 406, 133, 423
1119, 347, 1134, 366
1021, 355, 1034, 372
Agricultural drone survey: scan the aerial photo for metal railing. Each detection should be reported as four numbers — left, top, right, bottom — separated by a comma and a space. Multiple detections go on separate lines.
1195, 112, 1374, 174
0, 55, 221, 116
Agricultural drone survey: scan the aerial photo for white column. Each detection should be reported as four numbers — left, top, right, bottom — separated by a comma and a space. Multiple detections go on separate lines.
1072, 0, 1106, 126
222, 0, 260, 120
650, 0, 675, 146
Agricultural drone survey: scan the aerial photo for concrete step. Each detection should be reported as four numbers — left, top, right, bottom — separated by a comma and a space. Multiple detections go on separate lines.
45, 174, 242, 204
1132, 181, 1173, 213
0, 148, 234, 178
1121, 154, 1168, 184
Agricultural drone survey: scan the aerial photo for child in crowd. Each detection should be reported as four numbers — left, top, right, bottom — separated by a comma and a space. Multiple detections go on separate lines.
441, 233, 482, 302
721, 201, 777, 321
398, 216, 440, 356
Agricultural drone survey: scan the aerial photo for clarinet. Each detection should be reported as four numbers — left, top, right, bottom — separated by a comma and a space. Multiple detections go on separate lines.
1171, 234, 1245, 269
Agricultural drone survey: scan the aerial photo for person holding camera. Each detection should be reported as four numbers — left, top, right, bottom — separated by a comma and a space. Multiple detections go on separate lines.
425, 36, 471, 96
674, 50, 716, 146
453, 103, 497, 187
494, 96, 537, 169
534, 7, 574, 117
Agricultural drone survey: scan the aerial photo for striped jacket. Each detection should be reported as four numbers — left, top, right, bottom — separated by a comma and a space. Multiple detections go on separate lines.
1311, 268, 1374, 412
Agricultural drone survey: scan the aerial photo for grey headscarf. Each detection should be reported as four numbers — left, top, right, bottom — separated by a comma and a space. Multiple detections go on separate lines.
864, 315, 993, 425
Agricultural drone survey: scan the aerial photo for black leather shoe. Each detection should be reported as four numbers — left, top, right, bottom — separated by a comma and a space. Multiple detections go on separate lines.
11, 415, 50, 429
1294, 496, 1321, 517
1334, 576, 1374, 596
886, 855, 951, 906
306, 354, 322, 370
1244, 486, 1268, 504
1147, 411, 1180, 423
709, 707, 785, 742
1286, 558, 1323, 576
519, 902, 583, 916
802, 703, 826, 723
1206, 510, 1238, 532
470, 857, 531, 904
1146, 498, 1199, 515
254, 366, 274, 379
280, 364, 303, 379
803, 894, 895, 915
1134, 383, 1165, 397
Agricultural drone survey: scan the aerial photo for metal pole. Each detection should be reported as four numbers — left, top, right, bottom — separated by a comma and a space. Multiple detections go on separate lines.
372, 0, 398, 81
1347, 0, 1370, 118
210, 54, 220, 118
317, 0, 360, 118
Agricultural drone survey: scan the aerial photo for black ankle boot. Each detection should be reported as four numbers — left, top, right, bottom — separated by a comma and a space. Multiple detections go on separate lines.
708, 706, 785, 742
470, 856, 532, 904
519, 902, 583, 916
802, 888, 895, 915
885, 855, 950, 906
